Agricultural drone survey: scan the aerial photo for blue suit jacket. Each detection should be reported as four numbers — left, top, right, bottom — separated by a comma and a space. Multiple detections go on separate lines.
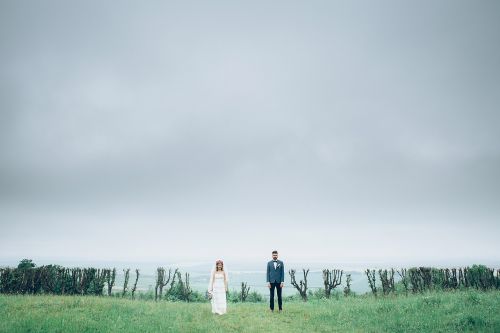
266, 260, 285, 283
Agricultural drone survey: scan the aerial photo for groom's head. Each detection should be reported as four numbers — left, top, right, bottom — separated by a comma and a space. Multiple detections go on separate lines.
272, 250, 278, 261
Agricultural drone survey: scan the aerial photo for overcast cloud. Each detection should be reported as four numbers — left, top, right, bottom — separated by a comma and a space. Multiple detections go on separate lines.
1, 0, 499, 264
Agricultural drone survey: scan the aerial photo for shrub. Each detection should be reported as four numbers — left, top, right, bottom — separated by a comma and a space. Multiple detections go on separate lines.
246, 291, 263, 302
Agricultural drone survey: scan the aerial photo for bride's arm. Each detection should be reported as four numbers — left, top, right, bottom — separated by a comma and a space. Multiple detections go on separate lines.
208, 270, 214, 292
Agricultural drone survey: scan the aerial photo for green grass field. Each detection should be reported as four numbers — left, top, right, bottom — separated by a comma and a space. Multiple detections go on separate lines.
1, 290, 499, 332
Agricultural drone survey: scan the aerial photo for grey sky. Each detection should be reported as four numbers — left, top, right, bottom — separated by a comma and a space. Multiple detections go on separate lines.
1, 0, 499, 264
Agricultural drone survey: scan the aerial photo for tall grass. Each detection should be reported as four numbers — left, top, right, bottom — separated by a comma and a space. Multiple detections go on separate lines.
1, 290, 499, 332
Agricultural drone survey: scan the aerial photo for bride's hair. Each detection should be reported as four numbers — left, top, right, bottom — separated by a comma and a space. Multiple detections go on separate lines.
215, 260, 224, 271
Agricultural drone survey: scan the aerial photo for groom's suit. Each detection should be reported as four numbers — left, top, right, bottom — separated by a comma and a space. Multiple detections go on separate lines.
266, 260, 284, 311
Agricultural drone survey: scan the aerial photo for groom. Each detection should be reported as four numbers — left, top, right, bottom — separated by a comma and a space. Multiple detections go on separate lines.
266, 250, 284, 312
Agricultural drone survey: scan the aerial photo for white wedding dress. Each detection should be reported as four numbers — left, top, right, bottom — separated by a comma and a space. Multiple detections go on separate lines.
208, 269, 228, 315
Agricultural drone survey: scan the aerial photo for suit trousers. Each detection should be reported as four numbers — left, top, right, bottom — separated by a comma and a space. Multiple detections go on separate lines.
269, 282, 282, 311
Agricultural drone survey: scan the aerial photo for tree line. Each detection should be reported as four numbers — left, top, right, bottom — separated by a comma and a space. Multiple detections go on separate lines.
288, 265, 499, 301
365, 266, 500, 296
0, 259, 253, 302
1, 260, 498, 302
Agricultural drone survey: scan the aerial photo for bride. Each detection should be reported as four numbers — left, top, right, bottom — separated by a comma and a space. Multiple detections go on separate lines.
208, 259, 228, 315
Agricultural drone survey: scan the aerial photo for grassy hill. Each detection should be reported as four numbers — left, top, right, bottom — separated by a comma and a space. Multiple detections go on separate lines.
1, 290, 499, 332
